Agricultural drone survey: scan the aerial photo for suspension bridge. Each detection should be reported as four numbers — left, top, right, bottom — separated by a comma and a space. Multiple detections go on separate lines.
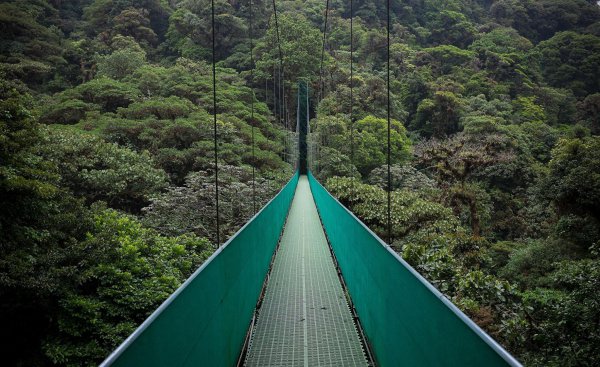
100, 0, 522, 365
99, 82, 521, 366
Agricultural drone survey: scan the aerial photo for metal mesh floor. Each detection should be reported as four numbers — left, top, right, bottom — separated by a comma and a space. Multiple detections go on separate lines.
245, 176, 367, 367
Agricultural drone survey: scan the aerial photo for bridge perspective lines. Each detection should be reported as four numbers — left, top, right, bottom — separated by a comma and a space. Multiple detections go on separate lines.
245, 176, 367, 367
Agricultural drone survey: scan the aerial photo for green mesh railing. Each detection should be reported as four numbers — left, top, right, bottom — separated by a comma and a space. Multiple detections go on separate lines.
100, 173, 299, 367
308, 173, 521, 367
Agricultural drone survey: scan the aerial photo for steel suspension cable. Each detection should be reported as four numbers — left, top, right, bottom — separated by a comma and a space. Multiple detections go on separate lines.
350, 0, 354, 195
386, 0, 392, 244
282, 69, 286, 162
249, 0, 256, 214
271, 0, 286, 162
278, 63, 283, 159
314, 1, 333, 174
211, 0, 220, 246
318, 0, 330, 102
273, 63, 276, 123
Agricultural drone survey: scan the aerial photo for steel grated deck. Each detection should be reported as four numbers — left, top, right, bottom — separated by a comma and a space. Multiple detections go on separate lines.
244, 176, 367, 367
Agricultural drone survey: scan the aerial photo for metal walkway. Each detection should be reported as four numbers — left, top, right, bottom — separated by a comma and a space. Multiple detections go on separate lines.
245, 176, 367, 366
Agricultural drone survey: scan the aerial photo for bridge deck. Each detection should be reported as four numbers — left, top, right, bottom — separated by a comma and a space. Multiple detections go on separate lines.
244, 176, 367, 366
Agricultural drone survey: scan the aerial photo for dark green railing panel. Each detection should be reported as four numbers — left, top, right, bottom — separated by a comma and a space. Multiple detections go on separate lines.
101, 173, 299, 367
308, 173, 520, 367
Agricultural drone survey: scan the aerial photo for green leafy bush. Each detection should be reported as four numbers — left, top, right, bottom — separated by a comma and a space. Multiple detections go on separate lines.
40, 127, 168, 212
43, 208, 212, 366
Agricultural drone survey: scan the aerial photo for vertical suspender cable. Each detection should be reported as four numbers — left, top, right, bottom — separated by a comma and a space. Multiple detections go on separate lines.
279, 63, 284, 161
273, 64, 276, 123
386, 0, 392, 244
211, 0, 220, 246
315, 0, 330, 175
282, 70, 286, 163
297, 86, 301, 169
318, 0, 330, 102
283, 72, 287, 164
304, 80, 310, 174
271, 0, 285, 164
276, 44, 279, 125
249, 0, 256, 214
350, 0, 354, 195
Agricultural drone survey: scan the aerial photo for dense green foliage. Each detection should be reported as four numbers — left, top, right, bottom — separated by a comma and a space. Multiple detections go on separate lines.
44, 208, 212, 366
1, 0, 600, 365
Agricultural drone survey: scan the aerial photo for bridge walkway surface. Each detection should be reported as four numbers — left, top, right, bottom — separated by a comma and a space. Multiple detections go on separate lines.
244, 176, 368, 367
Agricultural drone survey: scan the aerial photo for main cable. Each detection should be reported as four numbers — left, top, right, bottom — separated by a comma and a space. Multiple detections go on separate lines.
211, 0, 220, 246
386, 0, 392, 244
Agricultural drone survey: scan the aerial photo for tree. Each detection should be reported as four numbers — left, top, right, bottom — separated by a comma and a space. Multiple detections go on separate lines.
254, 13, 322, 85
537, 137, 600, 251
576, 93, 600, 134
490, 0, 535, 39
353, 115, 412, 176
314, 146, 360, 181
0, 80, 93, 365
325, 176, 454, 242
167, 0, 246, 61
520, 258, 600, 366
43, 208, 212, 366
470, 27, 533, 55
467, 27, 537, 92
143, 165, 280, 243
460, 94, 513, 130
417, 45, 475, 76
319, 74, 405, 122
117, 96, 196, 120
368, 164, 436, 191
0, 1, 65, 89
491, 0, 600, 42
535, 87, 577, 126
536, 31, 600, 97
113, 7, 158, 48
428, 10, 476, 48
412, 90, 464, 138
0, 79, 59, 255
416, 133, 515, 236
512, 96, 546, 124
64, 76, 140, 112
542, 137, 600, 219
39, 99, 100, 124
96, 38, 147, 80
39, 128, 168, 212
83, 0, 170, 44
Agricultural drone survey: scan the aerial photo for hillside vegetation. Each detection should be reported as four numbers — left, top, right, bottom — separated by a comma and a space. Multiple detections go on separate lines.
1, 0, 599, 366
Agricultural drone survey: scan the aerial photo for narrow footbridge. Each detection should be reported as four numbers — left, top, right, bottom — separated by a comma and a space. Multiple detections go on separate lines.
100, 172, 521, 367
